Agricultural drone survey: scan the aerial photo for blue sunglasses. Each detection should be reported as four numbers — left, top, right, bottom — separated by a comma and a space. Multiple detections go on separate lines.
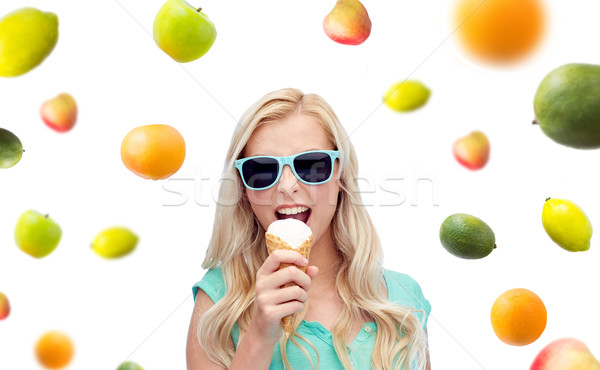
235, 150, 339, 190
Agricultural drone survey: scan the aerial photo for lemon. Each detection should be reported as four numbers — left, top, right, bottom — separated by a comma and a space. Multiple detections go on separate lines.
0, 7, 59, 77
542, 198, 592, 252
383, 80, 431, 112
91, 227, 138, 259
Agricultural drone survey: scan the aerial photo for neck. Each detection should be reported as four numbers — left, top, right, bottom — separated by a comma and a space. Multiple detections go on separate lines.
308, 228, 339, 290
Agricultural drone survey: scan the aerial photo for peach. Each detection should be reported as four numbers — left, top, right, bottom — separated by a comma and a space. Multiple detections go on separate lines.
453, 130, 490, 170
40, 93, 77, 133
323, 0, 371, 45
0, 292, 10, 320
531, 338, 600, 370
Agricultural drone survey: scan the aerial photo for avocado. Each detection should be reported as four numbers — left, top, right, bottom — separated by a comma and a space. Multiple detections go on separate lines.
534, 63, 600, 149
0, 128, 23, 168
439, 213, 496, 259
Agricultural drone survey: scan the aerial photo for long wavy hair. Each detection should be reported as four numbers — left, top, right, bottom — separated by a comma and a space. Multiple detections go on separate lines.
195, 88, 429, 369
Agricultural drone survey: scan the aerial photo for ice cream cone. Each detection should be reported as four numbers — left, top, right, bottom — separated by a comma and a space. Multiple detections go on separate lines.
265, 231, 313, 338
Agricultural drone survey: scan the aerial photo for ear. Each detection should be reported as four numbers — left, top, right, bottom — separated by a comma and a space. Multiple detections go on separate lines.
242, 188, 249, 201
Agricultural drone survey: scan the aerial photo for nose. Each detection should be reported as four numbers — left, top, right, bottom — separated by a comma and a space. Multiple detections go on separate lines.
277, 164, 299, 193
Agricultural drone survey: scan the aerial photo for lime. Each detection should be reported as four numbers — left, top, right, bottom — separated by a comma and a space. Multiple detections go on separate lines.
383, 80, 431, 112
542, 198, 592, 252
0, 128, 23, 168
439, 213, 496, 259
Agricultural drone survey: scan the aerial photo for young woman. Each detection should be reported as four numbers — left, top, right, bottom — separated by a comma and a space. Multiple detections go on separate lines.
186, 88, 431, 369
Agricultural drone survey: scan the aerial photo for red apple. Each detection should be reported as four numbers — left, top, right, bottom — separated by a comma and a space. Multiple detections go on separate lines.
40, 93, 77, 133
453, 130, 490, 170
0, 292, 10, 320
531, 338, 600, 370
323, 0, 371, 45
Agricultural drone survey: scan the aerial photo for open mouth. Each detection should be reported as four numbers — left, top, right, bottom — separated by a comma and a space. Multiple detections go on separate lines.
275, 206, 311, 224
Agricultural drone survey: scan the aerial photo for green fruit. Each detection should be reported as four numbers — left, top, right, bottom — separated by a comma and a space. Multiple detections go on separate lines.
439, 213, 496, 259
91, 227, 139, 259
15, 210, 62, 258
534, 63, 600, 148
116, 361, 144, 370
383, 80, 431, 112
542, 197, 592, 252
0, 128, 23, 168
0, 7, 59, 77
153, 0, 217, 63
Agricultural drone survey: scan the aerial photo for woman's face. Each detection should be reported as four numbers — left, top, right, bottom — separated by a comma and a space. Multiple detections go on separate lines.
242, 113, 341, 250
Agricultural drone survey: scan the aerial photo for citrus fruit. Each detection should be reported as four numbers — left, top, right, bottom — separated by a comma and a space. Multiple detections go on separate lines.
0, 292, 10, 320
491, 288, 547, 346
35, 331, 74, 369
91, 226, 139, 259
120, 124, 186, 180
453, 0, 545, 64
439, 213, 496, 259
542, 198, 592, 252
117, 361, 144, 370
0, 127, 23, 168
383, 80, 431, 112
0, 7, 59, 77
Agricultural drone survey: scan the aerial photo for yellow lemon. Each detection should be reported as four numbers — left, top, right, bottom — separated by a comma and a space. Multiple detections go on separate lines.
542, 198, 592, 252
0, 7, 59, 77
91, 227, 139, 259
383, 80, 431, 112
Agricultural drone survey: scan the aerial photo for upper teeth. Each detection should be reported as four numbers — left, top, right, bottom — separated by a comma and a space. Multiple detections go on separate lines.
277, 206, 309, 215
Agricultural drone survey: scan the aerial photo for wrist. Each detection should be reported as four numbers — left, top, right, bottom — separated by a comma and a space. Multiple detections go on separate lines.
245, 320, 280, 348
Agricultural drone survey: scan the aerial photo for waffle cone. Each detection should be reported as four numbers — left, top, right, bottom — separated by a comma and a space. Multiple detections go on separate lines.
265, 232, 313, 338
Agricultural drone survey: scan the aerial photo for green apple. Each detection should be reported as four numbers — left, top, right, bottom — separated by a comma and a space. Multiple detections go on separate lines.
15, 210, 62, 258
153, 0, 216, 63
0, 7, 59, 77
117, 361, 144, 370
91, 227, 139, 259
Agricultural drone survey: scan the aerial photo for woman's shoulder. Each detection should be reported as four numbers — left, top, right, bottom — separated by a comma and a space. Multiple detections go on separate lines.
192, 266, 226, 303
382, 269, 432, 328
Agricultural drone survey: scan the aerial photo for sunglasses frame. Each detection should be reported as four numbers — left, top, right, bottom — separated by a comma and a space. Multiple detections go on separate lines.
234, 150, 340, 190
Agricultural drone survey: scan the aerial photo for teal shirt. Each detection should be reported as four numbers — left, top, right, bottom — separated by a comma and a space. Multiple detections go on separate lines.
192, 268, 431, 369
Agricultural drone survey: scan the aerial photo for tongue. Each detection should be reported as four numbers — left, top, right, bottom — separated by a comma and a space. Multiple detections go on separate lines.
279, 210, 310, 224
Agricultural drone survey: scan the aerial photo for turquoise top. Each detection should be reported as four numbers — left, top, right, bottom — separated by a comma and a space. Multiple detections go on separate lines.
192, 267, 431, 369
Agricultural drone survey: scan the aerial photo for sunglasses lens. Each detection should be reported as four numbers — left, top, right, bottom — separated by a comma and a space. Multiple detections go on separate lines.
294, 152, 332, 184
242, 157, 279, 189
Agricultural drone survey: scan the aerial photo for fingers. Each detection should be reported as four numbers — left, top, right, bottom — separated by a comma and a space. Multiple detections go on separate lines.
259, 249, 308, 275
255, 285, 307, 315
306, 265, 319, 280
271, 266, 313, 291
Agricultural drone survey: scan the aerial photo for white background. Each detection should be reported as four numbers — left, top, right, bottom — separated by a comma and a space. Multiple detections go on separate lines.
0, 0, 599, 369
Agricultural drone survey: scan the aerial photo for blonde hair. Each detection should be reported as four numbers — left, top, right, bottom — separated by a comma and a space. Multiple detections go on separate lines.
196, 88, 429, 369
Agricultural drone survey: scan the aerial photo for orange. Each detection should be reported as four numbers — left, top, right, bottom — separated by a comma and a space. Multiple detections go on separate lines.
35, 331, 74, 369
121, 124, 186, 180
491, 288, 547, 346
454, 0, 546, 64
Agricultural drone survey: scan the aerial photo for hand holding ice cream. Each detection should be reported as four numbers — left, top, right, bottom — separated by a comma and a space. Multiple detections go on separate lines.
265, 219, 313, 338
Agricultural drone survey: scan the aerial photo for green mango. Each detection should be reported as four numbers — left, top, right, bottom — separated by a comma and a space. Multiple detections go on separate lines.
534, 63, 600, 149
0, 7, 59, 77
0, 128, 23, 168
